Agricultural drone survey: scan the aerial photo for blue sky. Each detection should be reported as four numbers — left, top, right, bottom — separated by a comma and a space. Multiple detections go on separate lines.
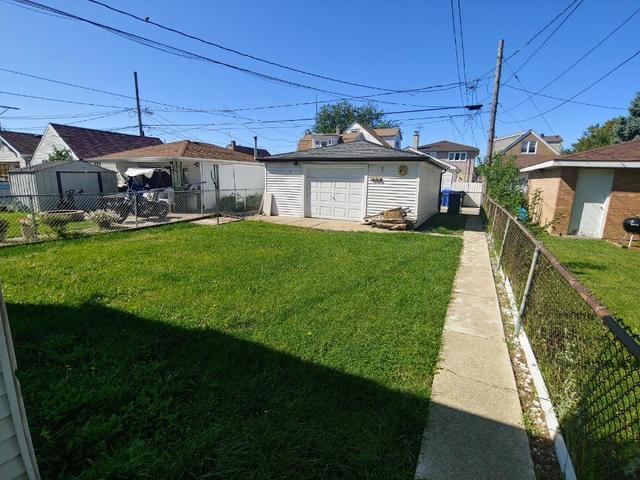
1, 0, 639, 154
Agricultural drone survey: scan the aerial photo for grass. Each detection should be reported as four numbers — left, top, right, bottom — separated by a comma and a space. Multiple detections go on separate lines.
419, 212, 469, 236
0, 221, 462, 479
540, 233, 640, 332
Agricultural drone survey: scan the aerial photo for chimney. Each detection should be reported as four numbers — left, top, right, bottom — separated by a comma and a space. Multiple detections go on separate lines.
253, 136, 258, 160
412, 131, 420, 149
229, 140, 236, 151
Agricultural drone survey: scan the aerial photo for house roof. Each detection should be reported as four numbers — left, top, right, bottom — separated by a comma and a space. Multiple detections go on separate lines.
417, 140, 479, 153
49, 123, 162, 159
297, 132, 363, 151
373, 127, 401, 137
92, 140, 256, 162
227, 142, 270, 157
0, 130, 42, 156
261, 139, 441, 166
493, 130, 562, 155
521, 139, 640, 172
11, 159, 114, 173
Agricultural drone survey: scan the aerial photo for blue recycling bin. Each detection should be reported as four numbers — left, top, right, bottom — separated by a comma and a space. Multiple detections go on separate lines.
441, 189, 452, 207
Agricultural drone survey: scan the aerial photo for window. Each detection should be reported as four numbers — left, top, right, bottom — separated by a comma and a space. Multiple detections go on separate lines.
314, 139, 332, 148
520, 140, 537, 154
447, 152, 467, 161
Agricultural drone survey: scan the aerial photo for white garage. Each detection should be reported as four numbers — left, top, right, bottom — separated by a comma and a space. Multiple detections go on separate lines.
260, 140, 444, 227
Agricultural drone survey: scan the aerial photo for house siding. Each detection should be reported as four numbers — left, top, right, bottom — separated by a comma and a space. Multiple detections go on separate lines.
365, 162, 419, 221
265, 160, 441, 223
265, 163, 304, 216
602, 169, 640, 240
415, 162, 442, 226
30, 126, 77, 166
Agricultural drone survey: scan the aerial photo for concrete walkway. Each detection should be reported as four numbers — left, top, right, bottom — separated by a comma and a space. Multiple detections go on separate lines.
415, 215, 534, 479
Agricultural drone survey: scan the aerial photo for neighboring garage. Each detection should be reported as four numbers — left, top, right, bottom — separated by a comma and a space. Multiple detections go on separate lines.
259, 140, 444, 226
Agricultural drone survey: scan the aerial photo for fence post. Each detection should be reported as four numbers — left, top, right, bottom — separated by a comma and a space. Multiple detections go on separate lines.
490, 201, 497, 238
497, 217, 510, 265
515, 246, 539, 335
28, 195, 38, 241
200, 191, 204, 216
134, 193, 139, 228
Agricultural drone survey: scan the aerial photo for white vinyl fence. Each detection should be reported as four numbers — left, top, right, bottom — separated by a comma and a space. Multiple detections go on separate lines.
450, 181, 485, 207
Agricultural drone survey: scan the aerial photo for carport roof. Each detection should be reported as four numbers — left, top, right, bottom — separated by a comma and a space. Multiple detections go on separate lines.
260, 139, 441, 166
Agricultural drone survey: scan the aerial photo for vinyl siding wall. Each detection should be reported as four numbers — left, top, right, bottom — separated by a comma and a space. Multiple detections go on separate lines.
0, 292, 39, 480
265, 160, 443, 223
265, 163, 304, 216
30, 126, 77, 166
365, 162, 419, 221
415, 162, 443, 226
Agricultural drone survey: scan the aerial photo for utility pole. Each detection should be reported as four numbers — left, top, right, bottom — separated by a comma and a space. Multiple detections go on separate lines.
133, 71, 144, 137
486, 39, 504, 164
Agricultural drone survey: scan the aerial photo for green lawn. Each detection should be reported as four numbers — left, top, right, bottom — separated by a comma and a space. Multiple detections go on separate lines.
0, 221, 461, 479
541, 234, 640, 332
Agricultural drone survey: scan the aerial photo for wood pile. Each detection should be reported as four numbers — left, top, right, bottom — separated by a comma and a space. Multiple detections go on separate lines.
363, 207, 413, 230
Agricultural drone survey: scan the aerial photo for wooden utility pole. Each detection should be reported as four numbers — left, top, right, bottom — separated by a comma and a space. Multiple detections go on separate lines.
486, 39, 504, 163
133, 71, 144, 137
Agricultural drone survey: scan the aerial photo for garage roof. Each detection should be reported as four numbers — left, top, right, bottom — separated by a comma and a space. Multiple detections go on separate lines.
260, 139, 442, 167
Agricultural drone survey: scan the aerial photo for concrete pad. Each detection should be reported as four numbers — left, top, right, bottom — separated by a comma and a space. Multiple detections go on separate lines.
415, 215, 533, 479
438, 330, 516, 391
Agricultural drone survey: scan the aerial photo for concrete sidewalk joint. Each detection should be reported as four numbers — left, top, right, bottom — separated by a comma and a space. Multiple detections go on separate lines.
415, 215, 534, 480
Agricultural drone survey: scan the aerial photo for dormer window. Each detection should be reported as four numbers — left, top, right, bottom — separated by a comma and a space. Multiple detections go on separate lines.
314, 139, 334, 148
520, 140, 537, 154
448, 152, 467, 161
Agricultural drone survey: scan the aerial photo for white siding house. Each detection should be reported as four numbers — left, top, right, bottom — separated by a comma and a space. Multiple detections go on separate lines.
261, 140, 444, 227
0, 289, 40, 480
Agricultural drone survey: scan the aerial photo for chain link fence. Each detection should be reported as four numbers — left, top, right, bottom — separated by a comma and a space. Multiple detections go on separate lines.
0, 189, 263, 246
484, 197, 640, 479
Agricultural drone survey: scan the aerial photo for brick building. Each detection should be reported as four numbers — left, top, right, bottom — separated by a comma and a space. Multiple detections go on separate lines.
522, 139, 640, 241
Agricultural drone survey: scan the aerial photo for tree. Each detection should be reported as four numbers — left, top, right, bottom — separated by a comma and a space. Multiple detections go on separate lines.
308, 101, 398, 134
45, 146, 72, 163
615, 91, 640, 142
570, 118, 622, 152
477, 153, 526, 214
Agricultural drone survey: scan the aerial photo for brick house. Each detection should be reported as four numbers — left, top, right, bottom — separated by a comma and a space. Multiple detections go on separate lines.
522, 139, 640, 241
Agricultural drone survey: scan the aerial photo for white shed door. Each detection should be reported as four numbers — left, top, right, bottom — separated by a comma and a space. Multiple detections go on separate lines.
569, 169, 613, 237
307, 167, 365, 220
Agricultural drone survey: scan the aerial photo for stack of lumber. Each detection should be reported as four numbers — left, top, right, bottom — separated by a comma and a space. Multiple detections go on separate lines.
363, 207, 413, 230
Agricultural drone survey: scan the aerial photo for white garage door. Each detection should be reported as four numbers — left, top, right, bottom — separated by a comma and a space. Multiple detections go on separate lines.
307, 167, 365, 220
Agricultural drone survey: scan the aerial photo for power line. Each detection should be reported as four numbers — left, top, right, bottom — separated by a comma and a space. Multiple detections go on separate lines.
504, 60, 555, 134
502, 84, 627, 110
503, 0, 583, 84
0, 88, 133, 108
86, 0, 403, 93
503, 5, 640, 113
503, 47, 640, 123
456, 0, 469, 99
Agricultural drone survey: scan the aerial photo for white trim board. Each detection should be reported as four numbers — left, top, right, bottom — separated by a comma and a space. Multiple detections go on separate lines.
521, 160, 640, 172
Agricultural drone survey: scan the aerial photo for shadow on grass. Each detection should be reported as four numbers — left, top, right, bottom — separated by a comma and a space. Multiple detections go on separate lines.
419, 212, 481, 235
7, 301, 547, 479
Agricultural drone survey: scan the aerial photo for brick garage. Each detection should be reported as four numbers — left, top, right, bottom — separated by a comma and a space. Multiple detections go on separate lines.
523, 139, 640, 241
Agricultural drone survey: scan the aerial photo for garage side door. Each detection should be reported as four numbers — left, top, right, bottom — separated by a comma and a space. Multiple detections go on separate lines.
307, 167, 365, 221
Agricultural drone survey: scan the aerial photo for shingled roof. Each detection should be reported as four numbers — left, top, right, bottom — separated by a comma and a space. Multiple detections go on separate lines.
0, 130, 42, 157
93, 140, 256, 162
50, 123, 162, 159
261, 139, 440, 165
418, 140, 479, 153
